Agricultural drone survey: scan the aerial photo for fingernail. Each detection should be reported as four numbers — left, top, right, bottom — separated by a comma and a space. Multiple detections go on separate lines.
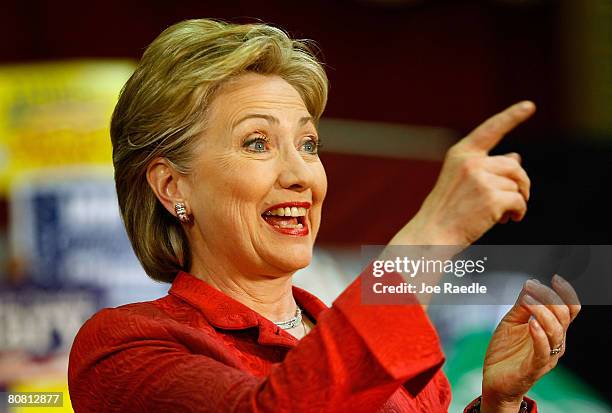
525, 279, 540, 291
520, 101, 534, 111
531, 318, 542, 330
553, 274, 568, 285
523, 294, 537, 305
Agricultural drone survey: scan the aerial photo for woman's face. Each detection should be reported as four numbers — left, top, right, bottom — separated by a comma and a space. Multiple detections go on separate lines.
185, 73, 327, 277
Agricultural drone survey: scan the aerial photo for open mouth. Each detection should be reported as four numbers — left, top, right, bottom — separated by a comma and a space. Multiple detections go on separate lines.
261, 202, 310, 236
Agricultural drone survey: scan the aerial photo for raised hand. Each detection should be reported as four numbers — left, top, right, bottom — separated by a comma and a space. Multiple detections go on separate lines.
392, 101, 535, 247
480, 275, 581, 413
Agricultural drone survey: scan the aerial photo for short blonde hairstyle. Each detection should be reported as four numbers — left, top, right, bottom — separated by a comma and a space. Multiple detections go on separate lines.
111, 19, 328, 283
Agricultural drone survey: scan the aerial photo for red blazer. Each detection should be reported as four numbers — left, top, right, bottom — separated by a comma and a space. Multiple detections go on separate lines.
68, 271, 536, 412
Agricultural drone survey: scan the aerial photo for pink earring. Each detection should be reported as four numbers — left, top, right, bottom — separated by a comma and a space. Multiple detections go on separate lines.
174, 202, 190, 223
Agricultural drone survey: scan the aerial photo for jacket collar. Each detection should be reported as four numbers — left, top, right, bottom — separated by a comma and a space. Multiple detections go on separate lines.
169, 271, 328, 347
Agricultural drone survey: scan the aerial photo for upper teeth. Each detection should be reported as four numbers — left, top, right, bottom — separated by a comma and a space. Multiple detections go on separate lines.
265, 206, 307, 217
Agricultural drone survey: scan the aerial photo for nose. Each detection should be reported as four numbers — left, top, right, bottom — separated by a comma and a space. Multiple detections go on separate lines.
277, 146, 314, 192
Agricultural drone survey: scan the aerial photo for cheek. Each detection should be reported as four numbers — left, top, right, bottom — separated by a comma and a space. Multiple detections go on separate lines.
229, 164, 276, 201
310, 163, 327, 230
206, 160, 277, 217
313, 162, 328, 202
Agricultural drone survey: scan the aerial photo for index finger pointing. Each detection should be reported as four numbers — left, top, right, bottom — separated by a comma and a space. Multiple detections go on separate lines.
459, 101, 536, 153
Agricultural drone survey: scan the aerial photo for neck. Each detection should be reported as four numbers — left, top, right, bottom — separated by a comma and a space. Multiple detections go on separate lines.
188, 249, 298, 323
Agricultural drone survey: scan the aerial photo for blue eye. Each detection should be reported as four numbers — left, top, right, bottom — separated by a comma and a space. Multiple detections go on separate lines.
301, 138, 319, 154
244, 136, 269, 153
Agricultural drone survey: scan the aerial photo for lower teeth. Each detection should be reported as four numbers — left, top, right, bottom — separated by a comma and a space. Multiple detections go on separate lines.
274, 223, 303, 229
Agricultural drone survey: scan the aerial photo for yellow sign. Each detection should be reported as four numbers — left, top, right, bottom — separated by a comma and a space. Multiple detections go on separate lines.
0, 61, 135, 193
8, 380, 72, 413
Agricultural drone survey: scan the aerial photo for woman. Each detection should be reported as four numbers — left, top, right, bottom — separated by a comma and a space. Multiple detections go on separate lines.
68, 19, 580, 412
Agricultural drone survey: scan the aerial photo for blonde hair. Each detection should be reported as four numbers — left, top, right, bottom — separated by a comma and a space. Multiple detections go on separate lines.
111, 19, 328, 283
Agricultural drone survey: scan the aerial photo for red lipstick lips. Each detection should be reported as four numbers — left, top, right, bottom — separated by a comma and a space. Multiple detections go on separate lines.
262, 202, 310, 236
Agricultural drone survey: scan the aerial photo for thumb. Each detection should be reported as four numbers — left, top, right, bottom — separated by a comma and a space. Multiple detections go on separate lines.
504, 283, 533, 324
503, 152, 522, 164
458, 101, 536, 154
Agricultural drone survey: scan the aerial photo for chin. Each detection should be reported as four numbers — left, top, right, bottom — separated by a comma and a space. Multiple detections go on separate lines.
264, 248, 312, 274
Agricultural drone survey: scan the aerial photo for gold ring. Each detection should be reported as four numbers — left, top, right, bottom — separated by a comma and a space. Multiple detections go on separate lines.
550, 339, 564, 356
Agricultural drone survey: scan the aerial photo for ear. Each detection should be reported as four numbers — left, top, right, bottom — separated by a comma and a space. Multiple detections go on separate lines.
146, 158, 191, 219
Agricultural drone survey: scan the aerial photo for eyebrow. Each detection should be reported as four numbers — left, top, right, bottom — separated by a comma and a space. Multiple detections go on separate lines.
232, 114, 314, 130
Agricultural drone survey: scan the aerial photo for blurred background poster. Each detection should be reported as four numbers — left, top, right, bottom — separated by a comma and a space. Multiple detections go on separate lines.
0, 1, 611, 412
0, 61, 169, 412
